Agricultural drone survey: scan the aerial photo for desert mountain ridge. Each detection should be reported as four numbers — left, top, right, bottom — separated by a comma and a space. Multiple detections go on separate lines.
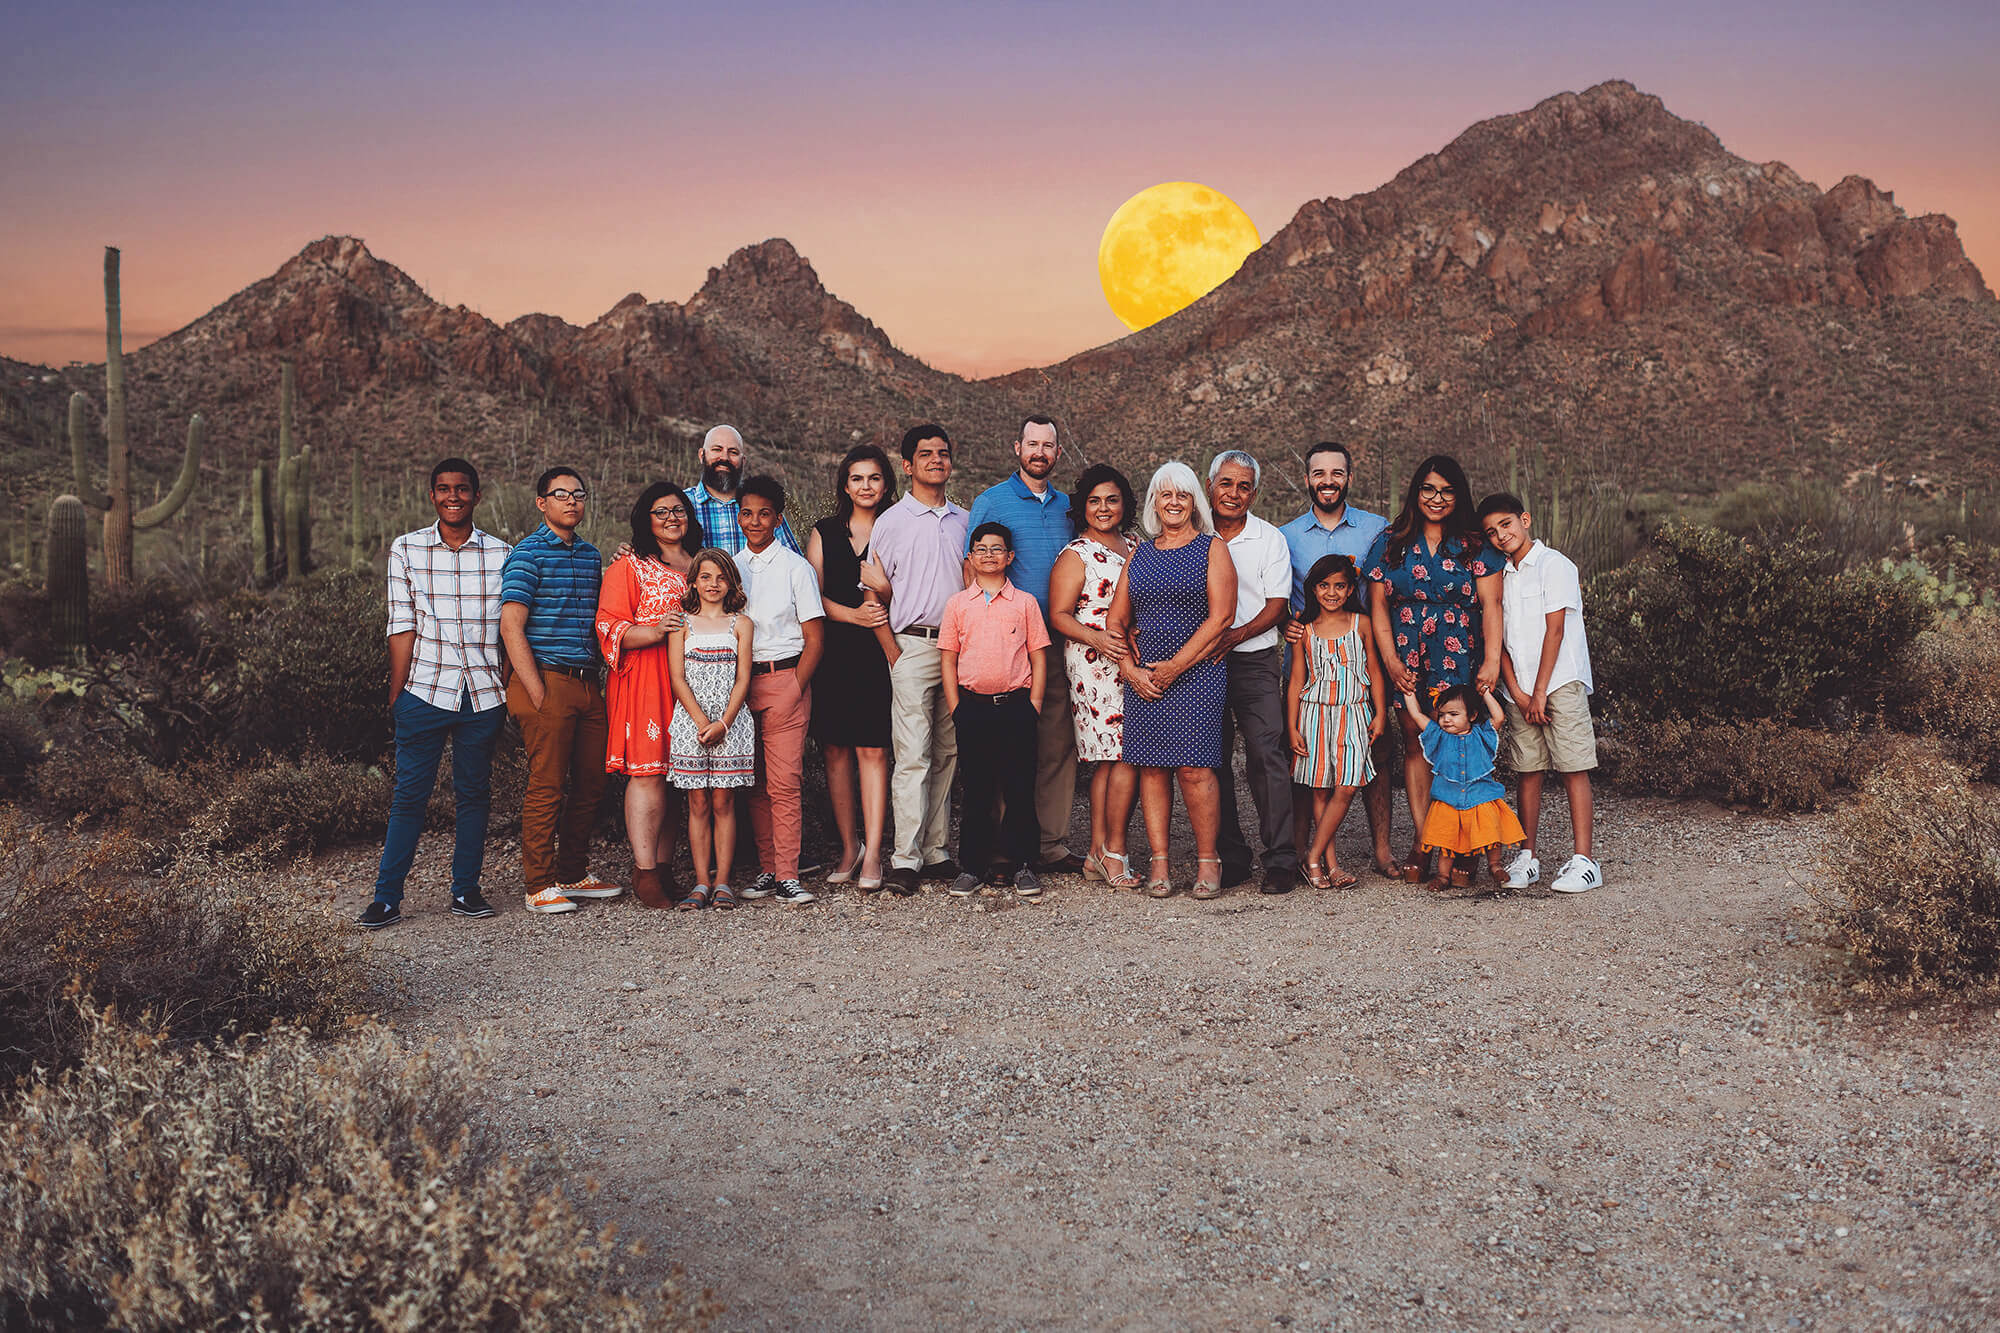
4, 78, 1996, 526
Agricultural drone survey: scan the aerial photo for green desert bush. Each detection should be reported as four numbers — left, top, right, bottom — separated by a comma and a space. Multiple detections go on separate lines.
1607, 717, 1886, 813
1898, 614, 2000, 781
182, 755, 390, 857
0, 819, 372, 1089
0, 1006, 702, 1331
228, 568, 392, 760
1814, 752, 2000, 1002
1590, 519, 1933, 725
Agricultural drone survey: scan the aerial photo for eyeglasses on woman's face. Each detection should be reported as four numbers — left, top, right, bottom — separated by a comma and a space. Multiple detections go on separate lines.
1418, 483, 1454, 500
650, 505, 688, 521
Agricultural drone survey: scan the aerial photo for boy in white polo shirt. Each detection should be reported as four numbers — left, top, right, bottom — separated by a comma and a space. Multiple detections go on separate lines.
1477, 493, 1602, 894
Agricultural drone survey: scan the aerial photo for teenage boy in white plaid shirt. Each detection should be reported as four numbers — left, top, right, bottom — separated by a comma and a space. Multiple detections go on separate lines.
358, 458, 512, 928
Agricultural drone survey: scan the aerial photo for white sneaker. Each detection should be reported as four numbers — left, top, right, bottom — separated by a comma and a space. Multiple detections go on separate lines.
1501, 849, 1541, 890
1550, 855, 1602, 894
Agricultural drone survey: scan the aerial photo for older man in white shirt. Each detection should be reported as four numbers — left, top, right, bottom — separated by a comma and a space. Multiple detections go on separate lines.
734, 474, 824, 907
1205, 450, 1300, 894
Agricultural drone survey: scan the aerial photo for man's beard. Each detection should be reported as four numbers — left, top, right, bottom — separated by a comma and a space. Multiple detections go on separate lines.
1312, 484, 1346, 514
1021, 454, 1057, 479
702, 462, 739, 494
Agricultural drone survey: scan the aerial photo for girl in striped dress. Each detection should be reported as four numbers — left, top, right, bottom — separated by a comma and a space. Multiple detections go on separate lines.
1288, 554, 1385, 890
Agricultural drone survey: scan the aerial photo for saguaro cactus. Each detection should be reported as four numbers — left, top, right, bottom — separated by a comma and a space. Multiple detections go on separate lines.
69, 247, 203, 588
349, 450, 367, 567
250, 362, 313, 582
46, 495, 90, 664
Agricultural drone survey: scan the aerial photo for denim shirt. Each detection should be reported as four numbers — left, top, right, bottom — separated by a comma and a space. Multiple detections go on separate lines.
1420, 719, 1505, 810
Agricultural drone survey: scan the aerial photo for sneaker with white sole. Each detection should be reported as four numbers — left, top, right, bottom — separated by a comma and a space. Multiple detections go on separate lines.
524, 885, 579, 914
739, 873, 777, 900
1550, 854, 1602, 894
948, 872, 982, 898
773, 879, 817, 906
562, 875, 624, 900
1501, 850, 1541, 890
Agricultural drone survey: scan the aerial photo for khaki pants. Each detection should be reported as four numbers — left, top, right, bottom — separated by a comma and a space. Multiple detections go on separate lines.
888, 634, 956, 871
507, 670, 608, 892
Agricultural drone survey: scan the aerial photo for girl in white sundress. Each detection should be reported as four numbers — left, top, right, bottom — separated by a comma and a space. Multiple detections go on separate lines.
668, 548, 755, 910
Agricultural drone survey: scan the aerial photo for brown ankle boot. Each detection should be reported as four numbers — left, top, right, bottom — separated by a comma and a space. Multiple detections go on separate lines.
633, 864, 670, 910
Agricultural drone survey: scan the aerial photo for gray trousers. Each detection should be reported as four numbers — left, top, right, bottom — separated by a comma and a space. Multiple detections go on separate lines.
1215, 644, 1297, 876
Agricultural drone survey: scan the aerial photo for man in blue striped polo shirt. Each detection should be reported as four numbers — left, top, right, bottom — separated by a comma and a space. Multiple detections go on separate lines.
500, 465, 622, 915
965, 415, 1081, 875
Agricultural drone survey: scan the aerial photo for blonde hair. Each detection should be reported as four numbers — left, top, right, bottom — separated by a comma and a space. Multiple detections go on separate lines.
1140, 461, 1215, 538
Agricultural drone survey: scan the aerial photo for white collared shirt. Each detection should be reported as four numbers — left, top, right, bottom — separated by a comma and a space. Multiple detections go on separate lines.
737, 540, 824, 662
1500, 540, 1593, 694
1222, 514, 1294, 653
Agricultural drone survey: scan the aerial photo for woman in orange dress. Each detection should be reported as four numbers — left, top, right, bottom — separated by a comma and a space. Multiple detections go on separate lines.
596, 482, 702, 907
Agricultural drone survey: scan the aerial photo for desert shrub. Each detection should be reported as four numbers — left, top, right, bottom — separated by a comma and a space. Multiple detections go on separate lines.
1814, 753, 2000, 1001
0, 822, 372, 1089
1606, 717, 1885, 813
1590, 520, 1933, 725
228, 568, 392, 760
0, 699, 44, 799
1898, 614, 2000, 781
0, 578, 53, 665
0, 1006, 701, 1331
26, 729, 162, 822
183, 755, 390, 857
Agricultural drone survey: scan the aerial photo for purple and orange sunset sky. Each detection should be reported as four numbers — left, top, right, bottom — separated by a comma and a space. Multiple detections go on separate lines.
4, 1, 1996, 379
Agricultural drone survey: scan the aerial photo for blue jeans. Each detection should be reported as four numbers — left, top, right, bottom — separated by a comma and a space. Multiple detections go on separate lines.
371, 689, 506, 905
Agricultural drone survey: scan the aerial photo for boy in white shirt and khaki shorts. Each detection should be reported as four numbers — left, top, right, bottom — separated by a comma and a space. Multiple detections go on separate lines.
1477, 493, 1602, 894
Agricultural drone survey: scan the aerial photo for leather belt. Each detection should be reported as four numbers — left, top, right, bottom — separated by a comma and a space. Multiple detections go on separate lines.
898, 625, 942, 640
960, 687, 1028, 707
751, 655, 802, 675
539, 662, 601, 683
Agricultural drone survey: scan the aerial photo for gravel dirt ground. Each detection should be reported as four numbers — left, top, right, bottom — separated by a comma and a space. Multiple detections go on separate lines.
305, 788, 1999, 1331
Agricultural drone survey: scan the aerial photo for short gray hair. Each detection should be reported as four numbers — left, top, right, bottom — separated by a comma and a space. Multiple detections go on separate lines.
1141, 461, 1216, 538
702, 424, 744, 454
1207, 450, 1261, 489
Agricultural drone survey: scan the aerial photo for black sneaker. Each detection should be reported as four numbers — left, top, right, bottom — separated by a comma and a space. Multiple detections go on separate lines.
356, 901, 401, 930
920, 858, 962, 882
773, 879, 817, 906
739, 873, 777, 900
451, 888, 497, 918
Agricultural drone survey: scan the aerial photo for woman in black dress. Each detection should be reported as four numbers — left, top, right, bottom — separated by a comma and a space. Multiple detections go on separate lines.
806, 444, 898, 890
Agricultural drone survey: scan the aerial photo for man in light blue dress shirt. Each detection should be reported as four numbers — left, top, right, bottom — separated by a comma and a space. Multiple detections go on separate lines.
965, 415, 1081, 874
1277, 442, 1398, 879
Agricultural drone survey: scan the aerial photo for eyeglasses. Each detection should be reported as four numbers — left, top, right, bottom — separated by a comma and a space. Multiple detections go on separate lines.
650, 506, 688, 520
544, 488, 588, 502
1418, 483, 1454, 499
969, 544, 1010, 556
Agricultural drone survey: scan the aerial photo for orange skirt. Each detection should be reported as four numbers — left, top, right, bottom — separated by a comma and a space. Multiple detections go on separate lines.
1422, 798, 1526, 855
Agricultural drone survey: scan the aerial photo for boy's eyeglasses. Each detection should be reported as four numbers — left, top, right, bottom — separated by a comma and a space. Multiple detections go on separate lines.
970, 545, 1010, 556
544, 488, 588, 502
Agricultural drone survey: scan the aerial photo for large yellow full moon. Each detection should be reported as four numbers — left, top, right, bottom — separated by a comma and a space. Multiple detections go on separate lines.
1099, 182, 1261, 332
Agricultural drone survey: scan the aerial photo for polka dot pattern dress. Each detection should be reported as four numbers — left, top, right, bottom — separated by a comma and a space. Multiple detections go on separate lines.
1120, 535, 1226, 768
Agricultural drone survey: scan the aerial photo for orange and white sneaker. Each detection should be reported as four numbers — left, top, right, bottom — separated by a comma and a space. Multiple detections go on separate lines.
562, 875, 625, 900
524, 885, 579, 914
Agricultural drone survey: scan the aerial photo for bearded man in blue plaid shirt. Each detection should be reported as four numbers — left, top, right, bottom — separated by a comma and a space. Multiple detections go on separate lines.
688, 424, 801, 554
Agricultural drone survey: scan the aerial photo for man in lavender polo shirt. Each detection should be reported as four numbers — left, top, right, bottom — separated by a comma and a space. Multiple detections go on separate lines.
869, 424, 969, 895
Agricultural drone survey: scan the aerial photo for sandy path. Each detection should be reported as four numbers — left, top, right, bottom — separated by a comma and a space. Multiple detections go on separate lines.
308, 791, 1999, 1330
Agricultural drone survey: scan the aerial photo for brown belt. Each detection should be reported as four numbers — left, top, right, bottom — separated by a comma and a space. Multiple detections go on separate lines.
751, 655, 802, 675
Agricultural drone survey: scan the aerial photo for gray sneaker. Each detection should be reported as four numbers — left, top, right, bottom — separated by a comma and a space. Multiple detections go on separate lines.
1013, 866, 1043, 898
949, 872, 982, 898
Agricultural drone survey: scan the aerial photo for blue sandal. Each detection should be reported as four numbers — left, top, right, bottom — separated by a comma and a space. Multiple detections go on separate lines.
710, 883, 738, 911
677, 884, 711, 912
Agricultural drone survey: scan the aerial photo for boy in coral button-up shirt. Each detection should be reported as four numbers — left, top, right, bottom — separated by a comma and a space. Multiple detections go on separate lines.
940, 522, 1049, 898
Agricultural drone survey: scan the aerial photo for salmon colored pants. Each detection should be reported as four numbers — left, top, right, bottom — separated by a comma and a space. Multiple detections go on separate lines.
507, 669, 608, 891
748, 667, 809, 880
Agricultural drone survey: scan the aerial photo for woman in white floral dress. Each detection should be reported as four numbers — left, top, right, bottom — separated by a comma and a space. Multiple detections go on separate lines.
1048, 464, 1140, 889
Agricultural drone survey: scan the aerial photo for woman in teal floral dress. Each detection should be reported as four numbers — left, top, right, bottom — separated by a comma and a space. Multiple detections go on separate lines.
1362, 454, 1504, 879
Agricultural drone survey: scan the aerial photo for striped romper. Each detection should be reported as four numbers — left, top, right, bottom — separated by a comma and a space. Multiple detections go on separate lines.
1292, 617, 1377, 789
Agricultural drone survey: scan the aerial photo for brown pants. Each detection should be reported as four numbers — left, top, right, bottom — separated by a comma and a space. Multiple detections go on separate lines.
507, 670, 609, 892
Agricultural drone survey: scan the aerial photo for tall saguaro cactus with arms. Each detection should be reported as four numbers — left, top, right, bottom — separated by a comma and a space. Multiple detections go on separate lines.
69, 247, 203, 588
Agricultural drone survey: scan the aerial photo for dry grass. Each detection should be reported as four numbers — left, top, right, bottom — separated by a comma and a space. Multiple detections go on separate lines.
1813, 750, 2000, 1002
1899, 614, 2000, 781
1607, 716, 1886, 813
0, 1003, 709, 1331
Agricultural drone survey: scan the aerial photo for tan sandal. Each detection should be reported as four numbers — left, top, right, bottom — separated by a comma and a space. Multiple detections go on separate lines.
1191, 856, 1224, 900
1304, 859, 1332, 890
1145, 853, 1174, 898
1082, 852, 1108, 883
1102, 850, 1141, 891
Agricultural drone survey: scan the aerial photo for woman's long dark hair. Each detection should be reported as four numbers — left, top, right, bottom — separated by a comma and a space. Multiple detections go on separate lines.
1069, 463, 1138, 535
1381, 454, 1479, 569
628, 482, 704, 562
831, 444, 898, 531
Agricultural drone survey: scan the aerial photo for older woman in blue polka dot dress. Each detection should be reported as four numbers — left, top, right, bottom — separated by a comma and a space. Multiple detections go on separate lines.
1105, 462, 1237, 901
